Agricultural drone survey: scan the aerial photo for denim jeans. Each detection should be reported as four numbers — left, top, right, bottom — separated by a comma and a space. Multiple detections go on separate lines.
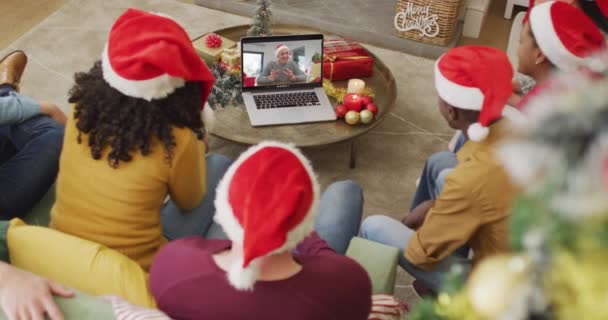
409, 133, 465, 210
161, 153, 233, 240
359, 215, 470, 292
0, 87, 64, 219
163, 158, 364, 256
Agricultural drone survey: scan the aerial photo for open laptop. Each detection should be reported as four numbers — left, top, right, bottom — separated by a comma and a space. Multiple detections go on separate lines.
241, 34, 336, 126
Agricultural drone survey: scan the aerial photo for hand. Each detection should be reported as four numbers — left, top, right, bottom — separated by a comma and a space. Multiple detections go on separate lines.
512, 79, 523, 94
0, 262, 74, 320
402, 200, 434, 230
39, 101, 67, 125
283, 69, 296, 81
269, 69, 280, 81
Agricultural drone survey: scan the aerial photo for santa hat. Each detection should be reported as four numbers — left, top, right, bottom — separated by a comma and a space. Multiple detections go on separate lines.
275, 44, 290, 57
101, 8, 215, 110
529, 1, 606, 71
214, 141, 320, 290
434, 46, 514, 142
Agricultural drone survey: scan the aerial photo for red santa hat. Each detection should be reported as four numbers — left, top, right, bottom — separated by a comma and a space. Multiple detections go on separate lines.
434, 46, 514, 142
275, 44, 290, 57
214, 141, 320, 290
529, 1, 606, 71
101, 8, 215, 111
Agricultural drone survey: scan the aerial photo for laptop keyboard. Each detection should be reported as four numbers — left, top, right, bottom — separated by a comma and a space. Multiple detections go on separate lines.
253, 91, 321, 109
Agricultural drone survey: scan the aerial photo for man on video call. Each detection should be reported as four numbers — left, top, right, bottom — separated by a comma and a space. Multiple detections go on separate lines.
257, 44, 307, 85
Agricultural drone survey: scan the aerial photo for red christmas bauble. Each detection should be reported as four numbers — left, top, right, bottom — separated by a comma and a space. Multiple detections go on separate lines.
365, 103, 379, 115
360, 96, 373, 105
343, 93, 364, 112
335, 104, 348, 118
206, 33, 223, 49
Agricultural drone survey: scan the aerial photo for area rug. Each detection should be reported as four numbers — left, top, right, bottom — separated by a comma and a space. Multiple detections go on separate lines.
192, 0, 463, 58
2, 0, 454, 308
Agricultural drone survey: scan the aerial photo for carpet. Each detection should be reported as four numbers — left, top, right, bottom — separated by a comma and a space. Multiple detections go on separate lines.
2, 0, 454, 311
192, 0, 463, 59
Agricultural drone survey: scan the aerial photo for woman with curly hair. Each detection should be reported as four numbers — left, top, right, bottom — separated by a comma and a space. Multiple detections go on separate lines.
50, 9, 231, 270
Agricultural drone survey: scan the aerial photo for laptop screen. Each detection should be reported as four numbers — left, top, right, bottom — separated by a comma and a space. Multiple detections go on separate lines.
241, 34, 323, 92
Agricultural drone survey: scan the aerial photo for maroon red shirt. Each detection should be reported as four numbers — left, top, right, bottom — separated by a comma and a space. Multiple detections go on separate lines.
149, 233, 372, 320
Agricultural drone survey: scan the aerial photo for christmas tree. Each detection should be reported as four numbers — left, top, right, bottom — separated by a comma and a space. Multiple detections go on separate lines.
409, 60, 608, 319
247, 0, 273, 37
206, 64, 243, 110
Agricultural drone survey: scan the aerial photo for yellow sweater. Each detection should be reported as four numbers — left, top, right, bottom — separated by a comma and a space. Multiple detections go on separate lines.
51, 111, 206, 270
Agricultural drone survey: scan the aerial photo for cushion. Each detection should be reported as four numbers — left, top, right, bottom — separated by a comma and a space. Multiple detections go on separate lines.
345, 237, 399, 294
6, 219, 156, 308
23, 183, 55, 226
0, 290, 115, 320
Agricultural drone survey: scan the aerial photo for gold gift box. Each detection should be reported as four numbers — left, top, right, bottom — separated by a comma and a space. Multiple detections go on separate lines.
193, 33, 236, 65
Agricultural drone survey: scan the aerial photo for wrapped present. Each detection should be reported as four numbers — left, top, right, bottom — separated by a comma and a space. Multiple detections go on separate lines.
192, 33, 236, 66
324, 38, 367, 55
220, 47, 241, 68
323, 51, 374, 81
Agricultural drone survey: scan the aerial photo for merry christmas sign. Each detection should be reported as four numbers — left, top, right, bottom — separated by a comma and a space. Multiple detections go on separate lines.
394, 2, 440, 38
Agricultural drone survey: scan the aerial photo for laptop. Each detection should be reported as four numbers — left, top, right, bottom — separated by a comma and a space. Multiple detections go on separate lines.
240, 34, 336, 127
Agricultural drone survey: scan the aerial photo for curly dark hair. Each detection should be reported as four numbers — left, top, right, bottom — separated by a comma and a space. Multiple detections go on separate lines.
68, 61, 205, 168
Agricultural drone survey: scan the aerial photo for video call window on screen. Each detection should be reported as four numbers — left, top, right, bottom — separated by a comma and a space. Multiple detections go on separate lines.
242, 39, 323, 88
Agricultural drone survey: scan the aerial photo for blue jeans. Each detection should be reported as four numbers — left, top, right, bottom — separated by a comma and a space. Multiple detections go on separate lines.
161, 153, 233, 240
360, 215, 470, 292
314, 180, 364, 254
0, 88, 64, 219
409, 133, 465, 210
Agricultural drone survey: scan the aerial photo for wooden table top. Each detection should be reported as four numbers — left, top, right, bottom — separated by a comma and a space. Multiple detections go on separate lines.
197, 24, 397, 147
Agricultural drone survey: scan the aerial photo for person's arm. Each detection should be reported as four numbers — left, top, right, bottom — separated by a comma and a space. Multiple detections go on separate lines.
168, 130, 207, 211
286, 62, 307, 82
256, 62, 277, 84
402, 200, 434, 230
508, 93, 522, 107
0, 93, 66, 126
0, 261, 73, 320
404, 176, 480, 270
0, 93, 40, 126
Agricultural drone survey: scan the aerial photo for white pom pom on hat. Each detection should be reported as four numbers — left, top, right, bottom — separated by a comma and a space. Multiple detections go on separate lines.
468, 122, 490, 142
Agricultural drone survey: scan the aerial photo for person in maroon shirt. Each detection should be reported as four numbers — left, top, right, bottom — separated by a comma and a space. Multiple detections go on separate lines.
150, 141, 372, 320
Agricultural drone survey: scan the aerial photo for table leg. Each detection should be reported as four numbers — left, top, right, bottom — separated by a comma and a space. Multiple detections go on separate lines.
349, 139, 357, 169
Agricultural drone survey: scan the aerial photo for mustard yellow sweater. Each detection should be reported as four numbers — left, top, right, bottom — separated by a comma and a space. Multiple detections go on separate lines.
51, 111, 206, 270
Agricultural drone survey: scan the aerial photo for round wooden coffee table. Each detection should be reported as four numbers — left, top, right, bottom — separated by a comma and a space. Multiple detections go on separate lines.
196, 25, 397, 168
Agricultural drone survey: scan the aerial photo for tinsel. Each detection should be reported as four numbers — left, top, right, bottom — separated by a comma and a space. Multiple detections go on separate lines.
207, 63, 243, 110
322, 79, 374, 103
247, 0, 273, 37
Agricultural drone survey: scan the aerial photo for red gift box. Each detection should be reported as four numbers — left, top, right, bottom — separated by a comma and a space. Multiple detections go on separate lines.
322, 51, 374, 81
324, 38, 367, 55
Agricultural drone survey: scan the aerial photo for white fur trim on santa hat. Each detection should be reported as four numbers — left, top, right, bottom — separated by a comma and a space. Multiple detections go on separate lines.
434, 60, 484, 111
530, 2, 586, 72
275, 45, 289, 57
101, 45, 185, 101
468, 122, 489, 142
213, 141, 320, 290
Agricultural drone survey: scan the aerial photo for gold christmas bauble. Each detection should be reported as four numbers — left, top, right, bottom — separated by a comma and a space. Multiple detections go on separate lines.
467, 255, 531, 319
360, 109, 374, 124
345, 111, 360, 125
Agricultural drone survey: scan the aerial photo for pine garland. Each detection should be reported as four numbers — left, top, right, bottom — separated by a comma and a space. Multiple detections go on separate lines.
207, 64, 243, 110
247, 0, 273, 37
